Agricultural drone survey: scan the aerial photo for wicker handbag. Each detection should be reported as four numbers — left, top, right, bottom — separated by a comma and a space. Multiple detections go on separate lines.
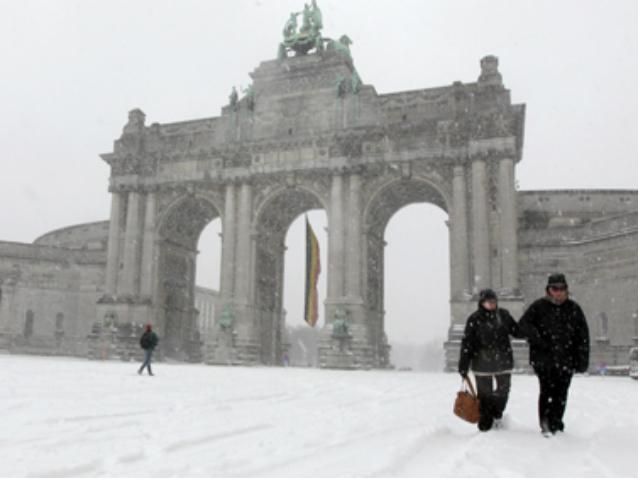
453, 375, 480, 424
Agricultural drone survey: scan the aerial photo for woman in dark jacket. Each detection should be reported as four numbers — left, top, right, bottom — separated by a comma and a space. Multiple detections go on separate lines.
458, 288, 520, 431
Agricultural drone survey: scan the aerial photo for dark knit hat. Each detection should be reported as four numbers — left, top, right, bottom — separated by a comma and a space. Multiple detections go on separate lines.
478, 288, 498, 303
546, 273, 568, 289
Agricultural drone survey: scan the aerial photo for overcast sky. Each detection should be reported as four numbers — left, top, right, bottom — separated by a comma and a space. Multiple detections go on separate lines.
0, 0, 636, 345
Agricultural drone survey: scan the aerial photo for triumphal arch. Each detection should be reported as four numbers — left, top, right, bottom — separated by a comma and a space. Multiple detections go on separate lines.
97, 4, 526, 368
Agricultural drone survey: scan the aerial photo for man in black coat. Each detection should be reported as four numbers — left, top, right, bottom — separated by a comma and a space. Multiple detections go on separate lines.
458, 289, 521, 431
138, 323, 159, 376
519, 273, 590, 436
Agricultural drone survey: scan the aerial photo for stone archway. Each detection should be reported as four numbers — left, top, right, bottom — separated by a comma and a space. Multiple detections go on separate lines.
362, 177, 450, 367
97, 38, 526, 368
155, 195, 221, 360
252, 186, 327, 365
119, 195, 219, 360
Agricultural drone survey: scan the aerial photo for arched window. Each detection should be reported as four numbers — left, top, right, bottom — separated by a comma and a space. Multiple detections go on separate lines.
24, 310, 34, 338
55, 313, 64, 332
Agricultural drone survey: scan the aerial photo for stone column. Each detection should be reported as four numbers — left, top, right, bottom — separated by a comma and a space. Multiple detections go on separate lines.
274, 241, 286, 365
327, 173, 345, 300
220, 183, 237, 299
139, 191, 157, 298
234, 182, 253, 301
119, 191, 142, 296
450, 165, 470, 297
346, 174, 362, 299
0, 282, 12, 333
498, 157, 519, 291
105, 191, 123, 295
471, 158, 491, 290
248, 228, 258, 304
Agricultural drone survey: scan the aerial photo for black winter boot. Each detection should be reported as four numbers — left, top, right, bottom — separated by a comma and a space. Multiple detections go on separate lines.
478, 416, 493, 432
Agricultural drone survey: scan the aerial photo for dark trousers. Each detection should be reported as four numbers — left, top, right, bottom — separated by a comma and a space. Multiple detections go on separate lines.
139, 349, 153, 375
475, 374, 511, 431
534, 367, 573, 432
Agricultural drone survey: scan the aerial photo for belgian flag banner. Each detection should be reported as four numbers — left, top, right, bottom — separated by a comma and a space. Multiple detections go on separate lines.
304, 216, 321, 327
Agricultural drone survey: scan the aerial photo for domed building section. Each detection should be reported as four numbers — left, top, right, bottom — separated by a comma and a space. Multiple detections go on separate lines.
33, 221, 110, 251
0, 220, 221, 360
0, 222, 109, 356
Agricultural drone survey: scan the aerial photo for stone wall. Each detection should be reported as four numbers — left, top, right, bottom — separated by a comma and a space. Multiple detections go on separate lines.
0, 229, 223, 359
444, 190, 637, 372
0, 240, 106, 356
518, 190, 638, 350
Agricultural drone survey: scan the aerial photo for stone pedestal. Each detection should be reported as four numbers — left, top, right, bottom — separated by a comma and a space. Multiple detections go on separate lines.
205, 328, 239, 365
90, 300, 156, 361
318, 327, 358, 370
205, 302, 261, 365
318, 300, 382, 369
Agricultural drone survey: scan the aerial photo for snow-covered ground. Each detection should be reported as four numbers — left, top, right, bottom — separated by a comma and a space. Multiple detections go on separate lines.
1, 355, 637, 477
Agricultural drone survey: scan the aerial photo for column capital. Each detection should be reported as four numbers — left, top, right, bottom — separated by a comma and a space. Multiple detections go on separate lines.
140, 184, 160, 194
221, 177, 242, 187
341, 165, 366, 176
470, 153, 490, 164
108, 185, 128, 194
452, 165, 466, 177
110, 184, 148, 194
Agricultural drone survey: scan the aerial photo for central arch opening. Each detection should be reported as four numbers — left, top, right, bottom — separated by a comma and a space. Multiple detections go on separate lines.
283, 209, 327, 367
253, 186, 327, 365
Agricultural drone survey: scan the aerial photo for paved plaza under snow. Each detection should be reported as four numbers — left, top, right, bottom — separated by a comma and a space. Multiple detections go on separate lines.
1, 355, 637, 477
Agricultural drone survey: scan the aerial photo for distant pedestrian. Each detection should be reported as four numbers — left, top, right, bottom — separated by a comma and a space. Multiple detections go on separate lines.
519, 273, 590, 436
458, 288, 521, 431
138, 324, 159, 376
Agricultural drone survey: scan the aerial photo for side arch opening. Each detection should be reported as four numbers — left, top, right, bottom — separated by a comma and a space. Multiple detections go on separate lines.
156, 195, 221, 359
